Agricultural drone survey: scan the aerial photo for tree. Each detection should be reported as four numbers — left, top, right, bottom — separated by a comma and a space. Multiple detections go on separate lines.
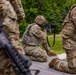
20, 0, 76, 36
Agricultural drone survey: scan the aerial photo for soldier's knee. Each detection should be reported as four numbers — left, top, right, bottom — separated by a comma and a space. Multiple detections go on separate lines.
34, 54, 48, 62
68, 64, 76, 69
41, 55, 48, 62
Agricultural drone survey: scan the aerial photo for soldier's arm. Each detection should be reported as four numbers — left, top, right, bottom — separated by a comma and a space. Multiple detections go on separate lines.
31, 25, 51, 52
10, 0, 25, 21
70, 6, 76, 26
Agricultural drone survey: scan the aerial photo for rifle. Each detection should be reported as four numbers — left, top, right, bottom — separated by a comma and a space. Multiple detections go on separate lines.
0, 22, 39, 75
45, 23, 57, 47
45, 23, 57, 33
40, 23, 57, 47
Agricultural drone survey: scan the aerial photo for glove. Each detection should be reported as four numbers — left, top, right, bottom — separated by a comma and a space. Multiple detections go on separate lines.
18, 17, 24, 22
47, 50, 57, 56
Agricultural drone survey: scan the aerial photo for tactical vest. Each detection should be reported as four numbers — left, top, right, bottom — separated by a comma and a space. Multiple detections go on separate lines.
22, 23, 41, 46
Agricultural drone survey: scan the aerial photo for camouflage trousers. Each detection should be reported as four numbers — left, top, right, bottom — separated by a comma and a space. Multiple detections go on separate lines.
0, 34, 24, 75
0, 19, 24, 74
0, 48, 17, 75
54, 50, 76, 74
3, 17, 24, 54
53, 37, 76, 74
23, 45, 48, 62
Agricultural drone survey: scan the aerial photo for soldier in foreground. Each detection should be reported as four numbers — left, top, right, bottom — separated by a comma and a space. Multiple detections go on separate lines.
49, 4, 76, 74
22, 15, 57, 62
0, 0, 25, 74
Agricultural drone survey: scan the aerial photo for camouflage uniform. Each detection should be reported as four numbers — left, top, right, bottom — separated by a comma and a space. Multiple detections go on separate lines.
22, 23, 55, 62
50, 4, 76, 74
0, 0, 25, 75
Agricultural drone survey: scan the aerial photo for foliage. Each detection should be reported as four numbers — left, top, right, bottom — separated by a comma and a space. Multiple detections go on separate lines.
20, 0, 76, 36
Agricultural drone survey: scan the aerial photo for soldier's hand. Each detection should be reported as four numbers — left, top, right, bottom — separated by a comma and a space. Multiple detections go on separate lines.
18, 17, 24, 22
47, 51, 57, 56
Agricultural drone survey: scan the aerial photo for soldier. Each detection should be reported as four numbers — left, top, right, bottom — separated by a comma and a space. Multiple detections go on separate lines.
49, 4, 76, 74
0, 0, 25, 75
22, 15, 57, 62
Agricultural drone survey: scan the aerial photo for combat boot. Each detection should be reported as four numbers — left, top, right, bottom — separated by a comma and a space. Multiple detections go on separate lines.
48, 58, 58, 68
47, 51, 57, 56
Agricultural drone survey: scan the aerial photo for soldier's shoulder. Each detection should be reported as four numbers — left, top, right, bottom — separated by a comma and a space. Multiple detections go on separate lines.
70, 4, 76, 12
29, 23, 41, 32
31, 23, 40, 28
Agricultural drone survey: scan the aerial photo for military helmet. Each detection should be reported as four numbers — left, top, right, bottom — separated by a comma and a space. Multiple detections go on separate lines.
35, 15, 46, 25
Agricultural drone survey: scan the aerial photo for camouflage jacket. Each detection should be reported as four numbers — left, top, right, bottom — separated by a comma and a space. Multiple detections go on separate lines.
22, 23, 51, 52
22, 23, 48, 46
0, 0, 25, 35
0, 0, 25, 21
62, 4, 76, 29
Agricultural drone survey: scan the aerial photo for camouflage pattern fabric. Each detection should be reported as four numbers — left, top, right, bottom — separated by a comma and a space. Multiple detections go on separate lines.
24, 46, 48, 62
0, 49, 18, 75
0, 0, 25, 74
10, 0, 25, 19
53, 4, 76, 74
22, 23, 53, 62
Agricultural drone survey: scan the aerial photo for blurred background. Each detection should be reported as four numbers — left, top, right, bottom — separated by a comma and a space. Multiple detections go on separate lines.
20, 0, 76, 54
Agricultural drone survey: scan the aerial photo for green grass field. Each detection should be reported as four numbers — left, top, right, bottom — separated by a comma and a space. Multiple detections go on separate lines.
48, 35, 65, 54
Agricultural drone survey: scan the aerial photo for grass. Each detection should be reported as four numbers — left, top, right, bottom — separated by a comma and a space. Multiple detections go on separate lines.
48, 35, 65, 54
